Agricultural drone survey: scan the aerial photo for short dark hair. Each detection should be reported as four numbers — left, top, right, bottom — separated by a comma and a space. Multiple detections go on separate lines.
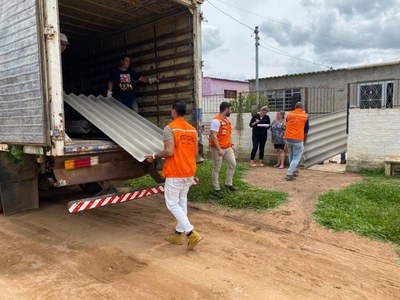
295, 102, 303, 109
120, 54, 130, 61
172, 101, 186, 116
219, 101, 231, 113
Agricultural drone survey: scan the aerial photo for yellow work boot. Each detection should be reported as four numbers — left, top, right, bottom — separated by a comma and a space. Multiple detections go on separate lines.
166, 232, 184, 245
187, 230, 202, 250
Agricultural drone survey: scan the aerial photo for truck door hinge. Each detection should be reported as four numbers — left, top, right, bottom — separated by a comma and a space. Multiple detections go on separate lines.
44, 25, 55, 38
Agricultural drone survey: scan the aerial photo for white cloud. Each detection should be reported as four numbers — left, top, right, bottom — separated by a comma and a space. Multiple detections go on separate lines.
201, 0, 400, 80
202, 24, 224, 55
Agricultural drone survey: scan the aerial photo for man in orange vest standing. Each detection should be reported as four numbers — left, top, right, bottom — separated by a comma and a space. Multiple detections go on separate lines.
283, 102, 310, 181
145, 101, 202, 250
210, 102, 238, 195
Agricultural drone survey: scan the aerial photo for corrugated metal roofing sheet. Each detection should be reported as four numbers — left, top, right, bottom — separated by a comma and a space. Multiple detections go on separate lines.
64, 93, 164, 162
303, 110, 347, 168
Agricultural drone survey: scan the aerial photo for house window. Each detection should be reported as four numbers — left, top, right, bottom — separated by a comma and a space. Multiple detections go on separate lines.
358, 81, 393, 108
224, 90, 237, 99
267, 89, 301, 111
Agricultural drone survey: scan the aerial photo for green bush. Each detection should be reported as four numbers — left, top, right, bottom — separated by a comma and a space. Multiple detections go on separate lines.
3, 145, 25, 166
230, 93, 269, 113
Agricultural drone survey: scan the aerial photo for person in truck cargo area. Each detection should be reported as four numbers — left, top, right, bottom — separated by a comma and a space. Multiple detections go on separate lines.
145, 101, 202, 250
107, 55, 159, 112
60, 33, 69, 53
210, 101, 238, 196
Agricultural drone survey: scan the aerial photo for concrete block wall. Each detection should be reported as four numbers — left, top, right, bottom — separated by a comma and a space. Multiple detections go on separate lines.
347, 108, 400, 171
202, 112, 280, 162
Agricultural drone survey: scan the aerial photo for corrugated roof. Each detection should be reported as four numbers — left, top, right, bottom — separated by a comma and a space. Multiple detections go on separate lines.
203, 76, 249, 83
64, 93, 164, 162
254, 68, 346, 80
250, 60, 400, 81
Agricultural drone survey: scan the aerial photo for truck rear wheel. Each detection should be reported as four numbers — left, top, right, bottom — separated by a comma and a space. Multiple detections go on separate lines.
149, 171, 165, 184
79, 182, 102, 195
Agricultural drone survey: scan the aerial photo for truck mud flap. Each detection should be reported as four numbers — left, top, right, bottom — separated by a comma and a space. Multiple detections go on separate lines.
68, 178, 199, 214
1, 179, 39, 215
0, 154, 39, 215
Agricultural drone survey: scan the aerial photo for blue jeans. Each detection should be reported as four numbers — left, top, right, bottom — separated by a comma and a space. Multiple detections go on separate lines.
115, 96, 138, 113
340, 152, 346, 160
286, 141, 304, 176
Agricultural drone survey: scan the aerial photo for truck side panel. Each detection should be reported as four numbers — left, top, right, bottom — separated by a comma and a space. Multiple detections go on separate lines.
0, 0, 49, 145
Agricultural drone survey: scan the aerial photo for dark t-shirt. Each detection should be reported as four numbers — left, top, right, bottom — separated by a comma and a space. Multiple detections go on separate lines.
109, 68, 141, 105
249, 113, 270, 136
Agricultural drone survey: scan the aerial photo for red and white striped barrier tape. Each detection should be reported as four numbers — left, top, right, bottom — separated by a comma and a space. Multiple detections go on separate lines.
68, 177, 199, 214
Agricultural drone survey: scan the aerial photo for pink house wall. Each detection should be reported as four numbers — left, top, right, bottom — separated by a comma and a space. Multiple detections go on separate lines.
202, 77, 249, 96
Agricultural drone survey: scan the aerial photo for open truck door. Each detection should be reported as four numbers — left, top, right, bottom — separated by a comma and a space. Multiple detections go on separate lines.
0, 0, 51, 214
0, 0, 49, 145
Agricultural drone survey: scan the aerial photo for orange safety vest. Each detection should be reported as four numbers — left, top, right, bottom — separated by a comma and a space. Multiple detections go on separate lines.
284, 108, 309, 141
209, 114, 232, 149
162, 117, 197, 178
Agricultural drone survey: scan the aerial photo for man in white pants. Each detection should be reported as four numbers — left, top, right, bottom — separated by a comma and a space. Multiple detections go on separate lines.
145, 101, 202, 250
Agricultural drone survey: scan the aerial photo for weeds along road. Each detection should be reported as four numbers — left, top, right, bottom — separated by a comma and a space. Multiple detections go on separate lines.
0, 168, 398, 299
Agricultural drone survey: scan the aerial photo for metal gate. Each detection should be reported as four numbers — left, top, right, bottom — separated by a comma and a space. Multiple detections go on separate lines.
304, 87, 336, 119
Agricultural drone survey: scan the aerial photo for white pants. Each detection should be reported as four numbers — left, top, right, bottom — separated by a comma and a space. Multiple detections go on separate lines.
164, 177, 194, 233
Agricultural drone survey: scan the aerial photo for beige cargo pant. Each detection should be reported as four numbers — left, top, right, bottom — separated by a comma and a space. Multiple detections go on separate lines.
211, 147, 236, 191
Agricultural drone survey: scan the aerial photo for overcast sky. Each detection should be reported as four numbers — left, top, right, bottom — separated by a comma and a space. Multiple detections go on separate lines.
201, 0, 400, 80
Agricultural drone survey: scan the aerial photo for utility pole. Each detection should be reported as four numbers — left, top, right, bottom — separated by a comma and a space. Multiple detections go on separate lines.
255, 26, 260, 111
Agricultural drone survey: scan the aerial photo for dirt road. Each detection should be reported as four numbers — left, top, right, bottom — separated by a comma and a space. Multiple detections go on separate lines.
0, 167, 399, 299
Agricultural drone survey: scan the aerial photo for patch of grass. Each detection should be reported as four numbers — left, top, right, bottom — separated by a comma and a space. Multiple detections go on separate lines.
313, 174, 400, 246
127, 160, 288, 211
126, 174, 154, 189
189, 160, 288, 211
359, 168, 386, 178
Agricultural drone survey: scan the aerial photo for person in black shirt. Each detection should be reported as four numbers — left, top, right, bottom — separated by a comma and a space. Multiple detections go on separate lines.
107, 55, 159, 112
249, 106, 270, 166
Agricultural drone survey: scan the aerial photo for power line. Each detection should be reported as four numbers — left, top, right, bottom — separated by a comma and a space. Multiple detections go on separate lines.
259, 39, 332, 69
205, 0, 253, 31
209, 0, 372, 48
259, 44, 332, 69
204, 0, 333, 70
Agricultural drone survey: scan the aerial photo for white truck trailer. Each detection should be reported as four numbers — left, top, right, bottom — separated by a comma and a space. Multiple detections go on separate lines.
0, 0, 203, 214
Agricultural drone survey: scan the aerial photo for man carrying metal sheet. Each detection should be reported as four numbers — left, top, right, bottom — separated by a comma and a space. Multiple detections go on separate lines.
107, 55, 159, 112
145, 101, 202, 250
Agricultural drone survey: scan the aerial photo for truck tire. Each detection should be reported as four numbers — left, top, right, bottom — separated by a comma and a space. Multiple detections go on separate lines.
149, 171, 165, 184
79, 182, 102, 195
